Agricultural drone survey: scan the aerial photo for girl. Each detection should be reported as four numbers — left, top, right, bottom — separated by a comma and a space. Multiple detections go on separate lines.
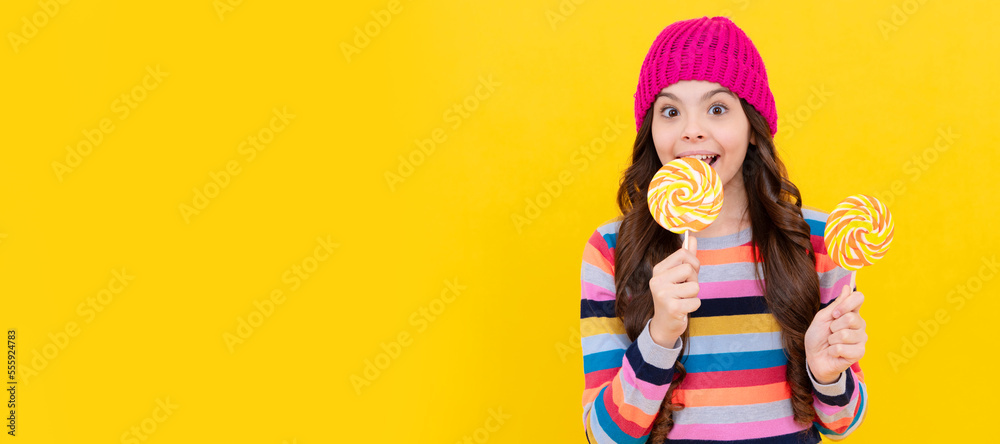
580, 16, 867, 443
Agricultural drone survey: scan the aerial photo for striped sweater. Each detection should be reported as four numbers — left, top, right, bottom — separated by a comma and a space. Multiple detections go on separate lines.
580, 206, 867, 443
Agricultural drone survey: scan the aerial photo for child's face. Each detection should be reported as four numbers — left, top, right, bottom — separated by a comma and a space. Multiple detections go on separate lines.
650, 80, 756, 193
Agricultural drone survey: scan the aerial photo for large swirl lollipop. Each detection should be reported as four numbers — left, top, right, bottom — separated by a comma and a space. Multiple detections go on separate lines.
824, 194, 894, 271
647, 157, 724, 249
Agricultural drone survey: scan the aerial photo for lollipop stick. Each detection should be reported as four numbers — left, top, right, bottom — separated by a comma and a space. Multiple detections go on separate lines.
682, 231, 689, 250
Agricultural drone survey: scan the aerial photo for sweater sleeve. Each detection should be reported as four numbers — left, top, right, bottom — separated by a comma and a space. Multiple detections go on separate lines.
580, 228, 683, 444
810, 258, 868, 439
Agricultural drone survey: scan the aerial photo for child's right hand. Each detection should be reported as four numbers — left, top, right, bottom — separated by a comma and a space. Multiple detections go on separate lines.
648, 235, 700, 348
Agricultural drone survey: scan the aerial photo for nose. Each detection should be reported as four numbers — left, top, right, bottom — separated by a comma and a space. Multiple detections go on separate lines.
681, 116, 706, 141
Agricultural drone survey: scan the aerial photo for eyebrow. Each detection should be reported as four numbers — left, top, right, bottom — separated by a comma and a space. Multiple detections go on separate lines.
655, 88, 736, 103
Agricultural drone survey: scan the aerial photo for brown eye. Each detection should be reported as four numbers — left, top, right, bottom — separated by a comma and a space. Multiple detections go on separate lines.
661, 106, 678, 118
710, 104, 727, 115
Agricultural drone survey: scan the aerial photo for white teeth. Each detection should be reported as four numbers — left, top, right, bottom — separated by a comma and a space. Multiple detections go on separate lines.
681, 154, 718, 162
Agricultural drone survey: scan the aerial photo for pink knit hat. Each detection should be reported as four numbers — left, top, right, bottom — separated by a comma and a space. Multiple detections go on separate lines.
633, 16, 777, 136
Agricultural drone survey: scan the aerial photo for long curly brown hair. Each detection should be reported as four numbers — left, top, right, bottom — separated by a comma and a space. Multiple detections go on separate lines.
614, 99, 821, 443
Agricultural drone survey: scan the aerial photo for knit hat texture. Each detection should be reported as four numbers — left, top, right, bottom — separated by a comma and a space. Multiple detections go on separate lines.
633, 16, 777, 136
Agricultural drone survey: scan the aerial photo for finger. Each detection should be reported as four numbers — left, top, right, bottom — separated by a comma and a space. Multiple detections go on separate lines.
674, 297, 701, 315
833, 290, 864, 319
831, 343, 865, 362
688, 235, 698, 255
819, 285, 851, 320
830, 312, 866, 333
652, 247, 701, 276
650, 278, 700, 303
649, 264, 698, 296
673, 281, 700, 300
655, 263, 699, 286
827, 328, 868, 346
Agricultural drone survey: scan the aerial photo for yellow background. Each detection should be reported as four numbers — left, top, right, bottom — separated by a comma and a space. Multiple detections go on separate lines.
1, 0, 996, 442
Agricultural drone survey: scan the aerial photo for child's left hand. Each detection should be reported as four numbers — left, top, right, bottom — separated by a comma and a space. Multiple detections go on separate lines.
804, 285, 867, 385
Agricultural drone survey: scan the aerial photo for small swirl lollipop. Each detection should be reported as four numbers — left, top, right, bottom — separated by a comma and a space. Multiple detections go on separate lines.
824, 194, 894, 271
647, 157, 724, 249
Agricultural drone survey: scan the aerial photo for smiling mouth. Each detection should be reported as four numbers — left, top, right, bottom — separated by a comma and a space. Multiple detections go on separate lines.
680, 154, 719, 167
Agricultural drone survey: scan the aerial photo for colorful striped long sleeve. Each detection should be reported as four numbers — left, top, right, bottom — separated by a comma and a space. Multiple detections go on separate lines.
803, 207, 869, 439
580, 219, 684, 444
580, 206, 868, 443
